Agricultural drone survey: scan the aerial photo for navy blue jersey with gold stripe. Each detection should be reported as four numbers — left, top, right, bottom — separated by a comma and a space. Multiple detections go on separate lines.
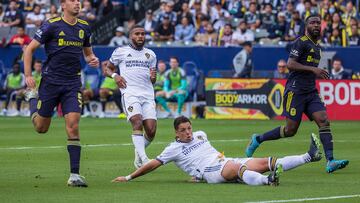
286, 35, 321, 93
34, 17, 91, 85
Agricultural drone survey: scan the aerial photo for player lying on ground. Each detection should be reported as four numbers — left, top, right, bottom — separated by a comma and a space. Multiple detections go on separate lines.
112, 116, 322, 185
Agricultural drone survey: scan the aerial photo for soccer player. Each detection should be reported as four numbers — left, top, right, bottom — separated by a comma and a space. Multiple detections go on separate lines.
112, 116, 322, 185
23, 0, 99, 187
104, 25, 157, 169
245, 15, 349, 173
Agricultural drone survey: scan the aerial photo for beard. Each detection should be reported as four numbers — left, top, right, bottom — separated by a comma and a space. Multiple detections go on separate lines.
132, 39, 145, 48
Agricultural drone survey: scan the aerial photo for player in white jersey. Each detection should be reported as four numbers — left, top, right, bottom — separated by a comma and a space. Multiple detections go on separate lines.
104, 25, 157, 168
112, 116, 323, 185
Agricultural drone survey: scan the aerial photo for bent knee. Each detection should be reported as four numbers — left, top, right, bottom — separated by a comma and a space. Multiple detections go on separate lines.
284, 127, 297, 137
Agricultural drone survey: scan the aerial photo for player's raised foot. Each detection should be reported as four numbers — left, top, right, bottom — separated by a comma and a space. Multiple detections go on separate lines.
134, 149, 142, 169
268, 164, 283, 186
24, 88, 38, 102
308, 133, 322, 162
245, 134, 260, 157
67, 174, 88, 187
326, 159, 349, 173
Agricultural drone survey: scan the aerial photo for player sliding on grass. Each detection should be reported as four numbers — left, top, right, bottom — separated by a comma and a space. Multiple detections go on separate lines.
23, 0, 99, 187
245, 14, 349, 173
113, 116, 322, 185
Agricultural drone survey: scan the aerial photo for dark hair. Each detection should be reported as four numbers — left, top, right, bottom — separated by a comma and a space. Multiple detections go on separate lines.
129, 24, 144, 34
34, 59, 42, 64
332, 58, 342, 63
305, 14, 321, 24
169, 56, 179, 63
174, 116, 191, 130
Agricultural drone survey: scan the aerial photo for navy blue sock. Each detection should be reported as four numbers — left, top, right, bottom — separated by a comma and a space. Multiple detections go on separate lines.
67, 139, 81, 174
257, 126, 283, 143
319, 126, 334, 161
29, 98, 38, 116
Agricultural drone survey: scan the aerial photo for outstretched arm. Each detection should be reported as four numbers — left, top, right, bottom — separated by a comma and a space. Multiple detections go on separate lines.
112, 159, 162, 182
104, 61, 127, 88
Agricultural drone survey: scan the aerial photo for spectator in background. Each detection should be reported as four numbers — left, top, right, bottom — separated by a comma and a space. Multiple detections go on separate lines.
273, 59, 289, 79
301, 0, 317, 20
79, 0, 96, 23
139, 9, 157, 41
154, 14, 175, 42
267, 12, 287, 41
244, 2, 261, 30
324, 12, 345, 41
176, 2, 194, 26
108, 26, 128, 47
284, 1, 295, 23
96, 0, 113, 20
232, 20, 254, 45
156, 0, 177, 26
25, 4, 45, 28
328, 28, 342, 46
348, 24, 359, 46
35, 0, 50, 10
219, 23, 233, 46
8, 26, 31, 46
261, 3, 276, 31
163, 56, 188, 117
45, 4, 59, 19
81, 64, 101, 118
194, 23, 218, 46
0, 4, 4, 23
210, 0, 231, 30
154, 60, 172, 117
295, 0, 305, 16
330, 58, 351, 79
341, 1, 357, 28
23, 0, 36, 13
0, 0, 23, 27
175, 16, 196, 42
284, 11, 304, 41
190, 0, 206, 29
196, 15, 210, 34
233, 41, 253, 78
2, 63, 25, 116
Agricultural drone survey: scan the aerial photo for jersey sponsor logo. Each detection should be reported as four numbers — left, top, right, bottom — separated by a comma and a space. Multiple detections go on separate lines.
59, 31, 66, 36
306, 55, 320, 63
145, 53, 150, 59
125, 60, 152, 68
58, 39, 84, 47
182, 140, 207, 156
79, 29, 84, 39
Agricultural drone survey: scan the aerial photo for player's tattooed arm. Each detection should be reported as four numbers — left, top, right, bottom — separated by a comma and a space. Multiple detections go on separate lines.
287, 58, 329, 79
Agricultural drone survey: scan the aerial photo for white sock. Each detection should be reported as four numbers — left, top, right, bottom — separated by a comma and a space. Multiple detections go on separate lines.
242, 170, 268, 186
276, 153, 310, 171
132, 134, 148, 162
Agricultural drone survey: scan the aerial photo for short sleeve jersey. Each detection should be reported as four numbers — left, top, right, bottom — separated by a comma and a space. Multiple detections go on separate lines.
109, 44, 157, 98
34, 17, 92, 85
287, 35, 322, 93
156, 131, 221, 179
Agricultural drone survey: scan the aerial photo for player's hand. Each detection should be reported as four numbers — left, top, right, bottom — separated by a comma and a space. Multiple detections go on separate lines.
150, 68, 157, 81
112, 176, 128, 183
114, 75, 127, 88
25, 76, 36, 89
313, 68, 329, 79
87, 56, 99, 68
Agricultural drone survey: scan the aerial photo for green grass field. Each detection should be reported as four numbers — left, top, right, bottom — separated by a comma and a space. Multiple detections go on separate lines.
0, 117, 359, 202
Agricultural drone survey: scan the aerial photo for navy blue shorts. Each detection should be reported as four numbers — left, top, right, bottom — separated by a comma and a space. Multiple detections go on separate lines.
282, 90, 326, 122
37, 79, 82, 117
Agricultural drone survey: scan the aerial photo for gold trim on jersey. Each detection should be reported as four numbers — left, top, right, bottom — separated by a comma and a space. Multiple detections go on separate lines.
77, 18, 89, 25
49, 17, 61, 23
286, 91, 294, 113
61, 17, 77, 26
304, 35, 320, 45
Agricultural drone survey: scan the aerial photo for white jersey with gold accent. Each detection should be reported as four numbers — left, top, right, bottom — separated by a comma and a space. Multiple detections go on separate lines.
109, 45, 157, 98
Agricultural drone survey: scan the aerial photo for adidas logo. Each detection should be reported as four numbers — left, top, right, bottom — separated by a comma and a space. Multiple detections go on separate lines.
310, 48, 314, 53
59, 31, 65, 36
127, 54, 132, 57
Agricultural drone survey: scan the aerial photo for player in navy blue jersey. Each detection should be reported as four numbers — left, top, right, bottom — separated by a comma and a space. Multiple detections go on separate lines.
23, 0, 99, 187
245, 15, 349, 173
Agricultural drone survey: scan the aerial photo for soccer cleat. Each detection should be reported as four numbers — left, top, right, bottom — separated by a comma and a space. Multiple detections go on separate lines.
326, 159, 349, 173
268, 164, 283, 186
134, 149, 142, 169
245, 134, 260, 157
24, 88, 38, 102
81, 111, 91, 118
308, 133, 322, 162
67, 174, 88, 187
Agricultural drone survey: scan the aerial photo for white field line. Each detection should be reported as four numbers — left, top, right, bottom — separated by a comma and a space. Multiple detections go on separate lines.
0, 139, 357, 150
245, 194, 360, 203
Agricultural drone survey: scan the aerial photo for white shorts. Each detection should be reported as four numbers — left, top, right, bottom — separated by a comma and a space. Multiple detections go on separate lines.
202, 157, 252, 184
122, 94, 157, 121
